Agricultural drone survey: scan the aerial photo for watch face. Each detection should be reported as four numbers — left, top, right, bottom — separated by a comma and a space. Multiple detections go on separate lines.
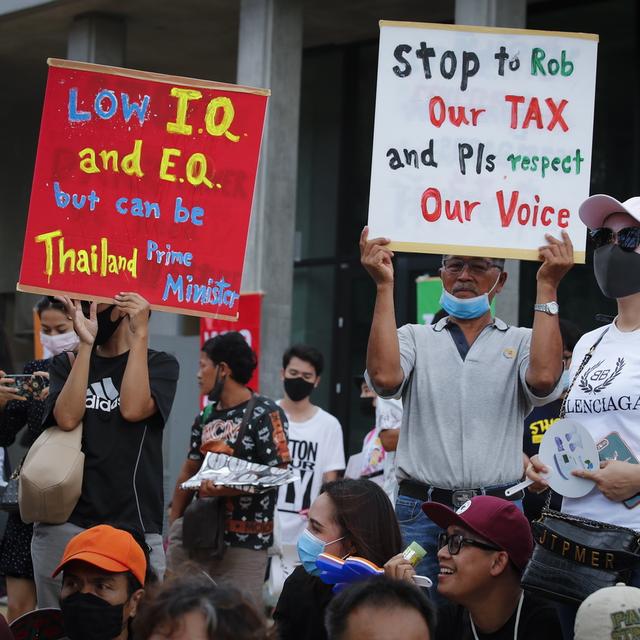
548, 302, 560, 314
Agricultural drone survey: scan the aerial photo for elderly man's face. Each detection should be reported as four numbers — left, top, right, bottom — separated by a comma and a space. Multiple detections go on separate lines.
439, 256, 506, 299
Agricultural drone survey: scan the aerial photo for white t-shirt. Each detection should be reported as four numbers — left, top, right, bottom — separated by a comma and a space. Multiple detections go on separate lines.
276, 405, 345, 545
562, 322, 640, 529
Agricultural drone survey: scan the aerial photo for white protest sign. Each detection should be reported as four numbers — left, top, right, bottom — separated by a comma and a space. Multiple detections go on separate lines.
368, 21, 598, 263
538, 418, 598, 498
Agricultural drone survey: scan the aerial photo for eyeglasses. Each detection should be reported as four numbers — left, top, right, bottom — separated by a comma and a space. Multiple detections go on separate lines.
437, 532, 503, 555
442, 258, 502, 275
590, 227, 640, 251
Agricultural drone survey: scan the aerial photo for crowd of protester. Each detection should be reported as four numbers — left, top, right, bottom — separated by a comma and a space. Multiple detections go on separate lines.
0, 190, 638, 639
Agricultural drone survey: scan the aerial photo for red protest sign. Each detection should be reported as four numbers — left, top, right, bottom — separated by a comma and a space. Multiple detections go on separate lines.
18, 59, 269, 319
200, 292, 262, 395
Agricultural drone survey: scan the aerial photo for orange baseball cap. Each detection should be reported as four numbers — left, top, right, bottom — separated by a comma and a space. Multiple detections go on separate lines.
52, 525, 147, 586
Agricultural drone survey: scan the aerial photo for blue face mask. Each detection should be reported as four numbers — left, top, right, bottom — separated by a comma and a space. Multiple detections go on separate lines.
297, 529, 344, 576
439, 274, 501, 320
560, 369, 571, 391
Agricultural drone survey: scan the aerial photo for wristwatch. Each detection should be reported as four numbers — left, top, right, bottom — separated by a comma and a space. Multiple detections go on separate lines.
534, 301, 560, 315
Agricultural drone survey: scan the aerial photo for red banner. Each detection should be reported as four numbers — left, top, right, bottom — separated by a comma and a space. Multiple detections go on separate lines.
18, 59, 269, 320
200, 292, 262, 394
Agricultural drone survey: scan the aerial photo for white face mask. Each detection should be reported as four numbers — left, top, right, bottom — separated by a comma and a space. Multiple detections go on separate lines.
40, 331, 79, 357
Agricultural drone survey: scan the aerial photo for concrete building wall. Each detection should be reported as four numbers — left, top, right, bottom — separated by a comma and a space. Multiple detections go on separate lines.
237, 0, 303, 399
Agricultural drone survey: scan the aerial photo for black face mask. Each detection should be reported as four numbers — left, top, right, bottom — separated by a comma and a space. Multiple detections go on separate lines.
593, 244, 640, 299
284, 377, 315, 402
61, 591, 126, 640
359, 396, 376, 417
208, 367, 227, 403
95, 305, 124, 346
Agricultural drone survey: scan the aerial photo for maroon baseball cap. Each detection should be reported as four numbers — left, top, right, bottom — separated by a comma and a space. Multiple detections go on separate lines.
422, 495, 533, 571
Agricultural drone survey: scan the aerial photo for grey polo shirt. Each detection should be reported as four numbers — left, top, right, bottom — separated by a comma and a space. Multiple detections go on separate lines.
366, 316, 563, 490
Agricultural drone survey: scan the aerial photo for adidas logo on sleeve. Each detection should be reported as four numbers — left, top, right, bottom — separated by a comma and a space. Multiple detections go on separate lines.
85, 377, 121, 412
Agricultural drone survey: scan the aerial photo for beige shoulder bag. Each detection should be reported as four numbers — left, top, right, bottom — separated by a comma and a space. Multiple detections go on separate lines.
18, 352, 85, 524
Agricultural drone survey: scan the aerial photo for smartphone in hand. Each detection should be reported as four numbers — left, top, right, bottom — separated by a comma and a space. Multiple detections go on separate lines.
5, 374, 49, 399
598, 432, 640, 509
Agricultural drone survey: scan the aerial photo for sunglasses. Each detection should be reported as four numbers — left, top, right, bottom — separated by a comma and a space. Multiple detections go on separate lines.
590, 227, 640, 251
437, 532, 502, 556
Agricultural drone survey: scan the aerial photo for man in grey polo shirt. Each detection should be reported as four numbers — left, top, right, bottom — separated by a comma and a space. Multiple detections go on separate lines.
360, 227, 573, 592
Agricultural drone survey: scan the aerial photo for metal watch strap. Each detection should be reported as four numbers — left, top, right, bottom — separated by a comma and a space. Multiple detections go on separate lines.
534, 301, 559, 315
